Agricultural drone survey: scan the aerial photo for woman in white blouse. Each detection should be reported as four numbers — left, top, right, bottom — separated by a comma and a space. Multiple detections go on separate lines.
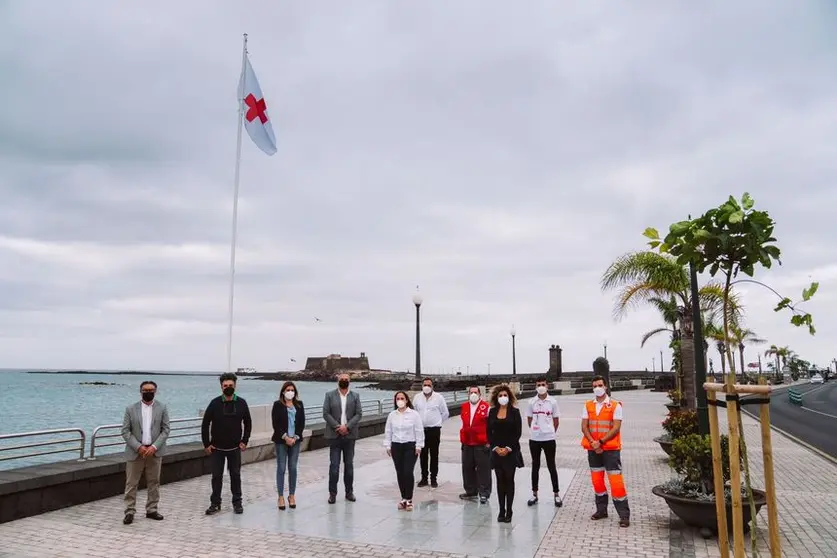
384, 390, 425, 511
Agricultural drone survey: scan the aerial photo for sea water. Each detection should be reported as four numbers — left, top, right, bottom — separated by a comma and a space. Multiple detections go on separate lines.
0, 369, 395, 469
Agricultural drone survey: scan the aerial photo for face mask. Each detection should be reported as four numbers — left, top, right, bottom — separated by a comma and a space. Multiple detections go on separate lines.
536, 386, 547, 395
469, 393, 480, 404
142, 392, 155, 402
593, 387, 606, 397
223, 386, 235, 397
422, 386, 432, 395
338, 380, 349, 389
396, 399, 407, 409
284, 390, 295, 400
498, 396, 509, 406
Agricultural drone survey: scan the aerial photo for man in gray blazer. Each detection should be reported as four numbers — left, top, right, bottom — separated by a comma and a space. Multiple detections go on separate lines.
121, 380, 171, 525
322, 373, 362, 503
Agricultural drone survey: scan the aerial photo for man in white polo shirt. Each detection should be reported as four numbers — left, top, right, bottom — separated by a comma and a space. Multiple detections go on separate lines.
525, 377, 562, 507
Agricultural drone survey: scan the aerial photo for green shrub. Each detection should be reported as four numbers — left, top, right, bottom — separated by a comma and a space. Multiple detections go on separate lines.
666, 389, 682, 404
668, 433, 737, 495
661, 409, 698, 440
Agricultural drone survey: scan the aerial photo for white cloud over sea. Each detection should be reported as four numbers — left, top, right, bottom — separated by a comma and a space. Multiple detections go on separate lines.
1, 1, 836, 374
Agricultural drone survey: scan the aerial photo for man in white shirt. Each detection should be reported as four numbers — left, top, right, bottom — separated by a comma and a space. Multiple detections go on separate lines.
121, 381, 170, 525
525, 377, 562, 508
413, 378, 450, 488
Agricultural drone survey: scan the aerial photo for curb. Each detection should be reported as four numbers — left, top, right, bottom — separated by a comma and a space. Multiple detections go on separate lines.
741, 408, 837, 467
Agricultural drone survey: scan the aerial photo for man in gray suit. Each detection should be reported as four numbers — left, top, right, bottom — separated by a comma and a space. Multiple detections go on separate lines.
121, 380, 171, 525
322, 373, 362, 504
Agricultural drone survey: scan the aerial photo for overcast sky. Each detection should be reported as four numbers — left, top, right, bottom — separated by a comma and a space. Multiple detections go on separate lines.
1, 1, 836, 374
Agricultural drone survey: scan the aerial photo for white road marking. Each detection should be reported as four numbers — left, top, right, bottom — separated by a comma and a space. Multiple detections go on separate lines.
800, 406, 837, 420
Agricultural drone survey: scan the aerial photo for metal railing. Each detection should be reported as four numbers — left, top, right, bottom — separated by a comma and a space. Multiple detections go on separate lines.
0, 428, 86, 463
89, 417, 203, 459
1, 391, 471, 467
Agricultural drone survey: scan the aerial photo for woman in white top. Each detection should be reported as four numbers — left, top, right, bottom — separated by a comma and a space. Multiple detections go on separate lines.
384, 390, 425, 510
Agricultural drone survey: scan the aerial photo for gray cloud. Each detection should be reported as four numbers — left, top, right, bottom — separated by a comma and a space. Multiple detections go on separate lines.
1, 1, 836, 373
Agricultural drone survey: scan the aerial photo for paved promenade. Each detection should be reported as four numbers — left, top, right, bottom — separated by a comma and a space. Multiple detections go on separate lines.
0, 389, 835, 557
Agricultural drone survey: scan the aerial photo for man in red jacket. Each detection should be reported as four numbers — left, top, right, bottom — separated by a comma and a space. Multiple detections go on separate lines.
459, 386, 492, 504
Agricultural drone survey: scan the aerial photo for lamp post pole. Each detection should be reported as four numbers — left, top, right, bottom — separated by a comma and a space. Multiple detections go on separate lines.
604, 341, 608, 360
510, 325, 517, 376
413, 289, 423, 378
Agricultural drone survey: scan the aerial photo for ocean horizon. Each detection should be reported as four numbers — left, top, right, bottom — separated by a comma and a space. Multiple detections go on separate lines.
0, 369, 396, 470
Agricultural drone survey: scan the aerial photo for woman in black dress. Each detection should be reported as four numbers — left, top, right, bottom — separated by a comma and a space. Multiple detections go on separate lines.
487, 384, 522, 523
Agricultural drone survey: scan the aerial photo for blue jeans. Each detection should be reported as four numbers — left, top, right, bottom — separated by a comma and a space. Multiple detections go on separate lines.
275, 441, 301, 496
328, 437, 356, 495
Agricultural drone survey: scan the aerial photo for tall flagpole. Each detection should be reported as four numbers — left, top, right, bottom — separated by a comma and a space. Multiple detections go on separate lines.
225, 33, 248, 374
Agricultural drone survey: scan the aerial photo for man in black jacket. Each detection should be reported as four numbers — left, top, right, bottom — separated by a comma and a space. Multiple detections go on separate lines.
202, 372, 252, 515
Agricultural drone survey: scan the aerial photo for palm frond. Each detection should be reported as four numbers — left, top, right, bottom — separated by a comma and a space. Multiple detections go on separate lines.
640, 327, 673, 348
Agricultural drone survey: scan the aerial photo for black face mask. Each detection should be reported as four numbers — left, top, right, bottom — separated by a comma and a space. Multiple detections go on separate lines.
223, 386, 235, 397
338, 380, 349, 389
142, 392, 155, 402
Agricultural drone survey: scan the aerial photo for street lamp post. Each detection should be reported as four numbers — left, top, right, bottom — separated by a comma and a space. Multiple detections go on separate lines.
510, 325, 517, 376
603, 341, 608, 360
413, 289, 423, 378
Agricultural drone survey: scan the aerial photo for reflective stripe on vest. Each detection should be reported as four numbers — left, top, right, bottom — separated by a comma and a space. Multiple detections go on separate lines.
580, 399, 622, 451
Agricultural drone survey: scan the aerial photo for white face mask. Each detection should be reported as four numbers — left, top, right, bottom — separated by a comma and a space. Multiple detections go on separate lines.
536, 386, 548, 395
284, 390, 295, 400
593, 387, 607, 398
469, 393, 480, 404
396, 399, 407, 409
498, 396, 510, 406
422, 386, 432, 394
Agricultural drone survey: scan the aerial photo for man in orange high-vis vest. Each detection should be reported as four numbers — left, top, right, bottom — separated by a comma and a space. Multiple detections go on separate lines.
580, 375, 630, 527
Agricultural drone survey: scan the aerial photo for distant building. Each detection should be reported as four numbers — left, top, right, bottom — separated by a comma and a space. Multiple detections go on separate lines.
305, 353, 371, 374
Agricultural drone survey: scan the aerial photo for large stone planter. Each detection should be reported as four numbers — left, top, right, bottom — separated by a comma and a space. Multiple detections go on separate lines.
652, 485, 767, 538
654, 436, 674, 455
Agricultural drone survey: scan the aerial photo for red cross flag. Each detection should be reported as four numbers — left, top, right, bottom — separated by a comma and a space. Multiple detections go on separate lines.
238, 54, 277, 156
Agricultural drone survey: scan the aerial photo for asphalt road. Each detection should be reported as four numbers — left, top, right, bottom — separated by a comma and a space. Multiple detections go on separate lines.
745, 380, 837, 459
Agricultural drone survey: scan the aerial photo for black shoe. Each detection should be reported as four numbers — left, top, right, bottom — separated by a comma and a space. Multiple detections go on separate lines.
417, 478, 429, 487
430, 479, 439, 488
554, 495, 563, 508
503, 511, 513, 523
205, 504, 221, 515
591, 511, 608, 520
459, 493, 477, 500
123, 513, 134, 525
619, 518, 630, 528
497, 511, 506, 523
479, 496, 489, 504
145, 512, 164, 520
328, 493, 336, 504
527, 496, 539, 507
345, 493, 356, 502
233, 505, 243, 514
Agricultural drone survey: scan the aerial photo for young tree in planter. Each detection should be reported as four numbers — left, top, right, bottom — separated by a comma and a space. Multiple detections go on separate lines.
644, 192, 818, 556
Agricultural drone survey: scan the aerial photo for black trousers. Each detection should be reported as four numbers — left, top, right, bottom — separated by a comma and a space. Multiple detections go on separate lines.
419, 427, 442, 481
391, 442, 418, 500
461, 444, 492, 498
493, 453, 517, 513
210, 449, 242, 506
529, 440, 560, 494
328, 437, 356, 495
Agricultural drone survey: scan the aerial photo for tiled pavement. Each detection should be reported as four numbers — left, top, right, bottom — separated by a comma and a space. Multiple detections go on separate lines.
0, 389, 835, 557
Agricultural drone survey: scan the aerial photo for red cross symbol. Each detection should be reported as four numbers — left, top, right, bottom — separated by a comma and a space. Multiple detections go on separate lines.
244, 94, 268, 124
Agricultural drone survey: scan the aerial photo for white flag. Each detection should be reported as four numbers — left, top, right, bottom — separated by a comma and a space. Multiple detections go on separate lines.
238, 54, 277, 156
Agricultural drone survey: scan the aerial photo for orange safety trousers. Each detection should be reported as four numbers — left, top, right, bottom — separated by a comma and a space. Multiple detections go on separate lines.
588, 450, 628, 500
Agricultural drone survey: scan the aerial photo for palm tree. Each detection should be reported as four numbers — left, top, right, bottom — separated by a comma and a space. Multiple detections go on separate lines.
601, 251, 735, 409
729, 325, 766, 381
764, 345, 792, 379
